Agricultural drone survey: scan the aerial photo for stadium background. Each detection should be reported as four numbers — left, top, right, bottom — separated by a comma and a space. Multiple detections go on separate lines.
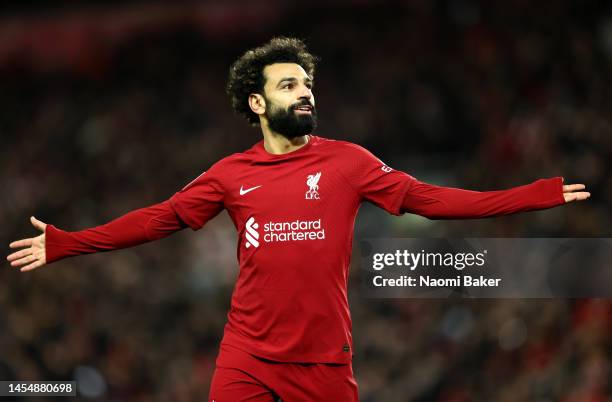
1, 0, 611, 400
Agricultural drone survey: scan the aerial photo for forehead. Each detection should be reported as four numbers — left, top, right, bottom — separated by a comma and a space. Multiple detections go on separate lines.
263, 63, 311, 86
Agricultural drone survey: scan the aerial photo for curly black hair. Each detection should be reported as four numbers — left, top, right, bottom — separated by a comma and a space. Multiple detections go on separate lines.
226, 37, 318, 126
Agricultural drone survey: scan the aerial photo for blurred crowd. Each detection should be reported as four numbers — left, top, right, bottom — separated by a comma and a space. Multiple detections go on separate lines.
1, 1, 611, 401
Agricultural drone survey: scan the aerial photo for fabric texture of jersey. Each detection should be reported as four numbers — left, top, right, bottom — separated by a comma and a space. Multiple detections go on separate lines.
45, 200, 185, 264
168, 135, 564, 363
169, 136, 413, 364
44, 135, 566, 364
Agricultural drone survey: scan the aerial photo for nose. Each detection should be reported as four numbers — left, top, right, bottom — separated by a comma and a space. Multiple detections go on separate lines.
298, 84, 313, 101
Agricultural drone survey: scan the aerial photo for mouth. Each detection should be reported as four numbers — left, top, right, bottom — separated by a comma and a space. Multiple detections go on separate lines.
293, 104, 313, 114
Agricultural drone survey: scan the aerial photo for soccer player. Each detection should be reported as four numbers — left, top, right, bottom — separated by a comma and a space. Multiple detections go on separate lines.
7, 37, 589, 401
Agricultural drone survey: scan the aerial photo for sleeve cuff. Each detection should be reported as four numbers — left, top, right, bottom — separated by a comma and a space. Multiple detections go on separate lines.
45, 224, 69, 264
536, 176, 566, 208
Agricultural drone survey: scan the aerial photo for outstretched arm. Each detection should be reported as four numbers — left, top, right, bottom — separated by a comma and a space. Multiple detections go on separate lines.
400, 177, 590, 219
6, 200, 187, 272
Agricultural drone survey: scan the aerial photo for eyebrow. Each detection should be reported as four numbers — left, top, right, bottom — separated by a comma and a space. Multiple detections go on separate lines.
276, 77, 313, 88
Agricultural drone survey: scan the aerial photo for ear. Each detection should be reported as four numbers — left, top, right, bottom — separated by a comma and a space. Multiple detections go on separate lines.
248, 93, 266, 117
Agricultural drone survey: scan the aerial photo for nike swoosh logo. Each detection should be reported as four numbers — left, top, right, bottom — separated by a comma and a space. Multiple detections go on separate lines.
240, 185, 262, 196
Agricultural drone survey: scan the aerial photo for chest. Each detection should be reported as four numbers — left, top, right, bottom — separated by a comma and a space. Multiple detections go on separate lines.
224, 161, 353, 219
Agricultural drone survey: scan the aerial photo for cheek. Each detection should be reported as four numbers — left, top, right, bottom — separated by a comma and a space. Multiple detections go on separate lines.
267, 94, 291, 110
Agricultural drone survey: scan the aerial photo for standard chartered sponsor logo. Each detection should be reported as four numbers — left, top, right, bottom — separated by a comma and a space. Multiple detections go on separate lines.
245, 217, 260, 248
244, 216, 325, 247
264, 219, 326, 242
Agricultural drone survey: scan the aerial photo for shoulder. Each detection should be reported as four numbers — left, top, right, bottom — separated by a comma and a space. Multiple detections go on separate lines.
311, 136, 371, 155
319, 137, 371, 156
314, 136, 378, 164
213, 152, 250, 167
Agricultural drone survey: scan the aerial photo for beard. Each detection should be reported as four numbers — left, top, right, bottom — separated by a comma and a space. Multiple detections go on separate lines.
264, 98, 318, 139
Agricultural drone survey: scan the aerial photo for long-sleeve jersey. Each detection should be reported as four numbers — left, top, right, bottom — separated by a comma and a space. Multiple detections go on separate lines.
45, 135, 565, 363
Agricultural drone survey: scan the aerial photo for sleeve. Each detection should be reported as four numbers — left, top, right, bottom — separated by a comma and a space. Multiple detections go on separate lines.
168, 162, 226, 230
338, 143, 414, 215
45, 200, 187, 264
400, 177, 566, 219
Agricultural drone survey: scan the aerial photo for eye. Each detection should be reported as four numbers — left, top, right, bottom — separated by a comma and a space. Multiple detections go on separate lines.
282, 83, 294, 90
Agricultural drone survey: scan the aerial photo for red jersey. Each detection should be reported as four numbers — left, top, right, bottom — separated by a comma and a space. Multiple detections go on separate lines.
169, 135, 412, 364
45, 134, 565, 364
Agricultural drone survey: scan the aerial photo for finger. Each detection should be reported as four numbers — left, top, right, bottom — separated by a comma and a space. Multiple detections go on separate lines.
30, 216, 47, 232
9, 238, 33, 249
10, 254, 37, 267
564, 192, 591, 203
563, 184, 586, 192
575, 192, 591, 201
6, 249, 32, 262
21, 259, 44, 272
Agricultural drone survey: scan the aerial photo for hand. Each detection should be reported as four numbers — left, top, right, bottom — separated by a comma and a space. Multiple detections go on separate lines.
563, 182, 590, 203
7, 216, 48, 272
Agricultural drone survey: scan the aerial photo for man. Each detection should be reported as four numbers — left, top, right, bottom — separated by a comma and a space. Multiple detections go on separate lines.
7, 37, 589, 401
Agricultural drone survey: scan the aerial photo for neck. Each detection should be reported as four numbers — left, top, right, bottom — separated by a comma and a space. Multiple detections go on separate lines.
260, 120, 309, 155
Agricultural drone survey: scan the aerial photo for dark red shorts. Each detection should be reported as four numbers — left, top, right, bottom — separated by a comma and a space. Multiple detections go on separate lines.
209, 343, 359, 402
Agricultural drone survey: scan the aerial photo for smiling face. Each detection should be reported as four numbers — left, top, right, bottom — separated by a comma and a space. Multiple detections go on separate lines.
250, 63, 318, 139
